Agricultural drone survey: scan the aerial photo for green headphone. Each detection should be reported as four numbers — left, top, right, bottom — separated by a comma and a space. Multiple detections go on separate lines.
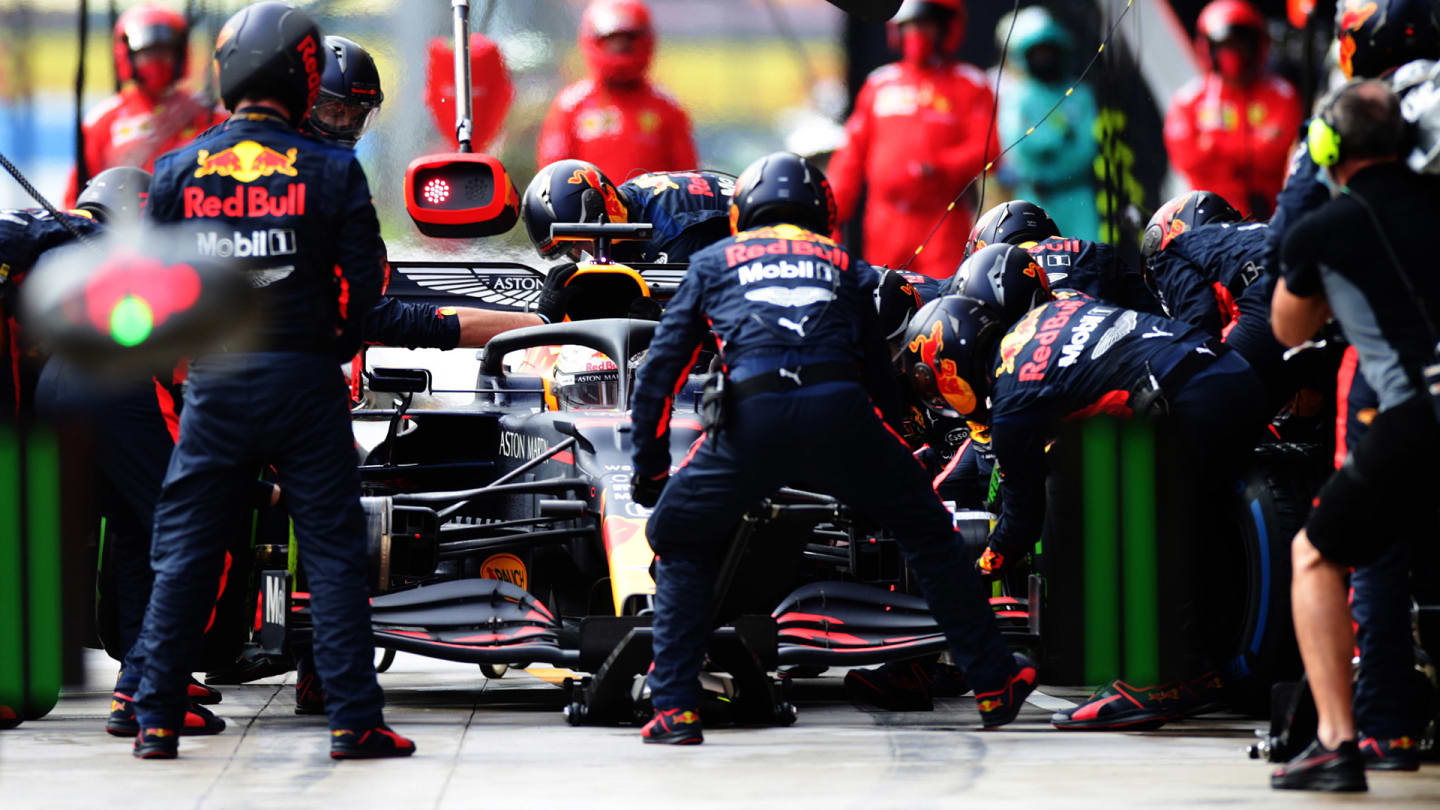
1307, 101, 1343, 168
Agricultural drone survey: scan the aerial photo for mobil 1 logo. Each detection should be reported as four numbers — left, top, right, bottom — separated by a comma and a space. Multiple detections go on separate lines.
259, 569, 292, 654
197, 228, 297, 259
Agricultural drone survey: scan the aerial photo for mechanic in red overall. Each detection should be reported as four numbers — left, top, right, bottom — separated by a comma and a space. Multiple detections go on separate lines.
1163, 0, 1302, 219
630, 152, 1036, 744
827, 0, 999, 279
536, 0, 698, 183
63, 3, 224, 208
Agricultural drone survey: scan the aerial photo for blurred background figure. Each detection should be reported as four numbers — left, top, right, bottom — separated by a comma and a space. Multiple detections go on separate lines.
995, 6, 1099, 240
425, 32, 513, 151
537, 0, 698, 182
1163, 0, 1302, 219
827, 0, 999, 279
62, 2, 223, 207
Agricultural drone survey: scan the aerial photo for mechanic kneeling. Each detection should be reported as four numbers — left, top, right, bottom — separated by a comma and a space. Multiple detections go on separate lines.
628, 151, 1036, 745
113, 2, 411, 760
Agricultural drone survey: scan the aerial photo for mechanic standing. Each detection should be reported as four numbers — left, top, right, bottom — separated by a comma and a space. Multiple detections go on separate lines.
114, 2, 412, 760
827, 0, 999, 278
629, 152, 1036, 744
1269, 80, 1439, 792
64, 3, 224, 208
1163, 0, 1302, 219
1264, 0, 1440, 774
537, 0, 698, 182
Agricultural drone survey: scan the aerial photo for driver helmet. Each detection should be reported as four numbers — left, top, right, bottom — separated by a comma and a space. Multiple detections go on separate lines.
551, 344, 620, 410
114, 3, 189, 99
1337, 0, 1440, 79
952, 243, 1051, 325
901, 295, 1006, 424
522, 159, 632, 259
580, 0, 655, 85
1140, 190, 1242, 260
303, 36, 384, 147
966, 200, 1060, 258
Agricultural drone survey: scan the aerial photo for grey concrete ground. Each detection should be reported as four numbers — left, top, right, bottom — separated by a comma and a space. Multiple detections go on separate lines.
3, 650, 1439, 809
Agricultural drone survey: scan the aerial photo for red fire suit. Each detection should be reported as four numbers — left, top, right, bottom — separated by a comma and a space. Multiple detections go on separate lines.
1163, 73, 1302, 219
64, 85, 224, 207
537, 78, 698, 183
828, 61, 1000, 279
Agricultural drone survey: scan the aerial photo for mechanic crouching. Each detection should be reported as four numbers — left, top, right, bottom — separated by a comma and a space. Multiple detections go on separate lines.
628, 152, 1036, 744
113, 2, 412, 760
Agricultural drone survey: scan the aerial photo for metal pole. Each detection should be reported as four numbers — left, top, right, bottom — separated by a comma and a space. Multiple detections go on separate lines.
452, 0, 474, 152
76, 0, 91, 195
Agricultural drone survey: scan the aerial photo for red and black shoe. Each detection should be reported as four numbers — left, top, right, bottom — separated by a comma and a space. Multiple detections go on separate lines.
329, 725, 416, 759
1359, 735, 1421, 771
187, 677, 222, 705
975, 653, 1037, 728
640, 708, 704, 745
295, 672, 326, 716
1271, 739, 1367, 791
133, 727, 180, 759
106, 692, 226, 738
1050, 679, 1184, 731
844, 659, 968, 712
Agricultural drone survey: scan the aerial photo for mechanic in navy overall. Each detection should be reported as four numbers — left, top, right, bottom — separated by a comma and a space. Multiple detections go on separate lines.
965, 200, 1164, 316
1269, 79, 1440, 791
1263, 0, 1440, 774
628, 152, 1037, 744
114, 2, 412, 760
1140, 191, 1294, 416
908, 285, 1266, 730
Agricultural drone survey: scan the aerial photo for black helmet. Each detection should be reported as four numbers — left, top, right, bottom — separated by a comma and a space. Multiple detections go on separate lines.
952, 243, 1050, 324
901, 295, 1005, 423
521, 159, 631, 259
302, 36, 384, 146
729, 151, 836, 234
966, 200, 1060, 256
1337, 0, 1440, 79
875, 268, 928, 343
75, 167, 152, 224
1140, 190, 1242, 259
214, 2, 324, 126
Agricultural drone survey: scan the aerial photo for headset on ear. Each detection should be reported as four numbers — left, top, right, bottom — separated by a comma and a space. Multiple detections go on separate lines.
1307, 96, 1344, 168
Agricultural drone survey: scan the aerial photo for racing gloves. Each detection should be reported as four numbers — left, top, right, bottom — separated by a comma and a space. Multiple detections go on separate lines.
534, 262, 579, 323
633, 472, 668, 508
977, 546, 1007, 580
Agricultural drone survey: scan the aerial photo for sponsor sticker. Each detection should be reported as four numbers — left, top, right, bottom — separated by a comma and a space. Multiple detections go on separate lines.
479, 553, 527, 590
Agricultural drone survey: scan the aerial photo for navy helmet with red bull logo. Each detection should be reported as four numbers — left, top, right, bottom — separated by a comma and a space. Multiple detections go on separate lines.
902, 294, 1005, 424
952, 243, 1051, 325
214, 1, 324, 127
966, 200, 1060, 258
1140, 189, 1243, 261
303, 36, 384, 147
728, 151, 836, 235
1336, 0, 1440, 79
521, 159, 631, 259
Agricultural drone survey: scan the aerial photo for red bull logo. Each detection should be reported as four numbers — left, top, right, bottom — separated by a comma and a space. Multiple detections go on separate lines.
1152, 193, 1193, 253
1338, 0, 1378, 32
996, 306, 1043, 377
193, 140, 299, 183
566, 167, 628, 222
977, 698, 1004, 712
907, 321, 977, 415
143, 728, 175, 738
183, 184, 307, 219
1150, 687, 1182, 702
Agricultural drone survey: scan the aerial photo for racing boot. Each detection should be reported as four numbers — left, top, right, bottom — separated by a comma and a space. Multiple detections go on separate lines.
106, 692, 226, 738
1359, 735, 1421, 771
187, 677, 222, 705
844, 659, 968, 711
640, 708, 704, 745
1050, 679, 1186, 731
975, 653, 1038, 728
132, 727, 180, 759
1271, 739, 1367, 791
329, 725, 417, 760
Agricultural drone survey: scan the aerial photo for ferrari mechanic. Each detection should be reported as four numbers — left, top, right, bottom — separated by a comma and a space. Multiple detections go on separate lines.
629, 151, 1036, 745
113, 1, 412, 760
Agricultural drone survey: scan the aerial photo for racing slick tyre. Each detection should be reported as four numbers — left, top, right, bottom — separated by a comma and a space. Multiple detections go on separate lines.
1211, 442, 1328, 714
376, 648, 396, 673
480, 664, 508, 679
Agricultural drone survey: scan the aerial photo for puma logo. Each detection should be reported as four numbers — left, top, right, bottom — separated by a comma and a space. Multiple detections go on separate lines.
778, 368, 802, 385
778, 316, 809, 336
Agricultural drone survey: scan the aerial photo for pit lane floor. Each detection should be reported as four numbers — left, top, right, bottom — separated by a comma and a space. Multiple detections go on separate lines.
4, 651, 1439, 809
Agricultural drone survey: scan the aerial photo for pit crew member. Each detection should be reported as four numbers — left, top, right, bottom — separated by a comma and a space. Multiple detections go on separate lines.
1163, 0, 1302, 218
629, 152, 1036, 744
114, 1, 412, 760
907, 293, 1266, 730
1269, 79, 1438, 792
537, 0, 699, 181
63, 3, 224, 208
827, 0, 1000, 278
